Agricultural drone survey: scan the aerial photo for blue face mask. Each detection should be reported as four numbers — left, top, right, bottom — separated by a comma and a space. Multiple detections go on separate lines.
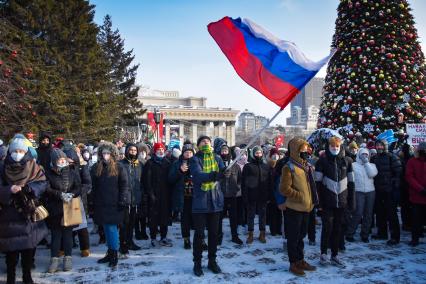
329, 147, 340, 156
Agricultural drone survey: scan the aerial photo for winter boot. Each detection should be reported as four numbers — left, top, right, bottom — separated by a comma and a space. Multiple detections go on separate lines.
207, 259, 222, 274
259, 231, 266, 243
63, 256, 72, 271
193, 261, 203, 277
47, 257, 60, 273
231, 235, 243, 245
289, 262, 305, 276
81, 249, 90, 257
184, 238, 191, 249
246, 231, 254, 244
109, 250, 118, 268
297, 259, 316, 271
128, 241, 141, 251
97, 249, 112, 264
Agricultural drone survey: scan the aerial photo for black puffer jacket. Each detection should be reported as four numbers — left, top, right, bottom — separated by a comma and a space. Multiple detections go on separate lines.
315, 146, 355, 209
241, 159, 272, 204
45, 166, 81, 228
119, 144, 143, 207
371, 152, 402, 193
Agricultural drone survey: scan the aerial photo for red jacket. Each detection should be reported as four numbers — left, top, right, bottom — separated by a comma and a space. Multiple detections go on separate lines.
405, 156, 426, 205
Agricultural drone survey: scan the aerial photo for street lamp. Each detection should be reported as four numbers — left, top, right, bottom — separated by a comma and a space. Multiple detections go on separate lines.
154, 108, 162, 142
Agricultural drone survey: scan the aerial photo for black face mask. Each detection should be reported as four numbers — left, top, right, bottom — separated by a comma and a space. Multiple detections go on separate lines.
128, 154, 137, 160
40, 142, 50, 149
255, 156, 263, 162
300, 152, 309, 160
221, 153, 231, 161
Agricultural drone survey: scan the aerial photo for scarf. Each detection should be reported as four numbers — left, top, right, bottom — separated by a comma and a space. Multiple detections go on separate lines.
290, 158, 319, 206
4, 155, 46, 186
127, 157, 139, 168
200, 145, 219, 191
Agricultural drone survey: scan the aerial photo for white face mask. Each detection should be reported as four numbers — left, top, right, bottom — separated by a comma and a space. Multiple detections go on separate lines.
138, 152, 147, 160
11, 152, 25, 162
329, 147, 340, 156
156, 151, 165, 158
91, 155, 98, 163
57, 161, 69, 169
83, 153, 90, 160
271, 154, 279, 161
172, 148, 181, 159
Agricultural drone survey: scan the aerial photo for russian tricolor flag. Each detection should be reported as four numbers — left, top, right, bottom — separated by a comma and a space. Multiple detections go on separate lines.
208, 17, 334, 109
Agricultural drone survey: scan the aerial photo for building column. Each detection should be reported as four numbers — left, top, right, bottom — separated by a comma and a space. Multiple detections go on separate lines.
191, 122, 198, 144
213, 122, 219, 138
165, 121, 171, 145
218, 122, 225, 140
179, 123, 185, 145
230, 122, 236, 146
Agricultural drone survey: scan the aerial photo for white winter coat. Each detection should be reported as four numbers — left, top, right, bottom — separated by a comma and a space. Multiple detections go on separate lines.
353, 148, 378, 193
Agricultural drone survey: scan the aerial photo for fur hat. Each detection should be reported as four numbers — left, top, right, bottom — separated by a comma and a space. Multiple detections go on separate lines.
97, 142, 119, 160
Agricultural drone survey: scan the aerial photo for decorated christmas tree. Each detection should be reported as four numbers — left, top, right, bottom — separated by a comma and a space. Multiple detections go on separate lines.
318, 0, 426, 141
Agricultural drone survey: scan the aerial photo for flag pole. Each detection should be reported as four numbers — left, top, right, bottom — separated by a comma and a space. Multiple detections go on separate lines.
226, 107, 284, 171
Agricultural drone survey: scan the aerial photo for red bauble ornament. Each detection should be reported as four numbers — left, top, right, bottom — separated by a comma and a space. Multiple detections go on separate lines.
391, 94, 397, 100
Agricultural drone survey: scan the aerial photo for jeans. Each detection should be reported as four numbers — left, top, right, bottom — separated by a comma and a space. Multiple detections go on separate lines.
51, 226, 73, 257
284, 208, 309, 263
247, 202, 266, 232
104, 224, 119, 251
346, 191, 375, 239
219, 197, 238, 238
193, 212, 221, 263
320, 208, 343, 257
181, 197, 192, 239
375, 190, 400, 241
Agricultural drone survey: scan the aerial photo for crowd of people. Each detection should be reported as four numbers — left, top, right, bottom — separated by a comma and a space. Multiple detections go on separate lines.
0, 131, 425, 283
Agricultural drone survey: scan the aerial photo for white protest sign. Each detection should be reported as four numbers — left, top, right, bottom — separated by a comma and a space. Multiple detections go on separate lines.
406, 124, 426, 146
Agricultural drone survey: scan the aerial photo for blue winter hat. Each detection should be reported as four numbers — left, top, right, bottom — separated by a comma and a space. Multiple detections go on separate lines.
8, 135, 29, 153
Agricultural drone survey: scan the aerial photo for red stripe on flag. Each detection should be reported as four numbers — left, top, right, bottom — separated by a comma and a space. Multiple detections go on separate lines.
208, 17, 300, 109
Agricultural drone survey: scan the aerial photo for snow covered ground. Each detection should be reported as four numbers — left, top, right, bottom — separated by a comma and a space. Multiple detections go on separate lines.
1, 218, 425, 283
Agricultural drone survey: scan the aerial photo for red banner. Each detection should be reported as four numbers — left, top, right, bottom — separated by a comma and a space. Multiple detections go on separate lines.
147, 112, 164, 142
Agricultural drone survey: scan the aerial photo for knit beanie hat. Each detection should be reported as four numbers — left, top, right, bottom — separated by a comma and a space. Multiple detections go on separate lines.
50, 148, 67, 165
182, 143, 195, 154
348, 141, 359, 150
197, 135, 211, 146
153, 143, 165, 153
8, 135, 29, 153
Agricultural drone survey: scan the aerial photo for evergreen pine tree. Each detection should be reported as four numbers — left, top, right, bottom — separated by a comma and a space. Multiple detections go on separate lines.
318, 0, 426, 141
98, 15, 144, 126
1, 0, 119, 141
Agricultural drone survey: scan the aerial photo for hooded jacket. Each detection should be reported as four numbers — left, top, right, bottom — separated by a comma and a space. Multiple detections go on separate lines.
241, 148, 272, 205
119, 143, 143, 206
36, 133, 53, 171
370, 141, 402, 193
45, 150, 82, 228
315, 143, 355, 209
352, 148, 378, 193
279, 138, 314, 212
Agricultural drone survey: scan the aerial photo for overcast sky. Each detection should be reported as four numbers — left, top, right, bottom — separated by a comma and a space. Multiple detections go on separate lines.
90, 0, 426, 125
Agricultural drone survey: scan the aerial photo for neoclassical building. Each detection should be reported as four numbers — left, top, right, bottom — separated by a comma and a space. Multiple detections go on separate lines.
138, 88, 240, 146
